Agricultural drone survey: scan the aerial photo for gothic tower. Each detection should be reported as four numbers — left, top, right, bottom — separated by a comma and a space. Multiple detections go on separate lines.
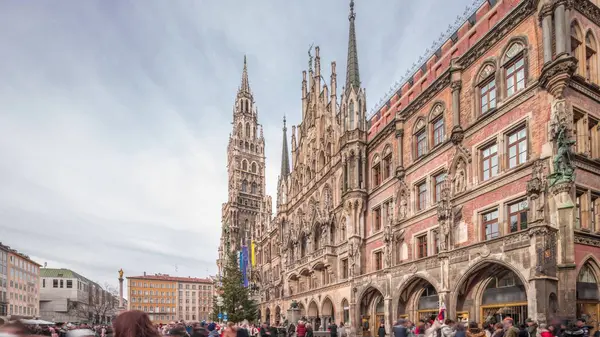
219, 57, 272, 274
339, 0, 368, 277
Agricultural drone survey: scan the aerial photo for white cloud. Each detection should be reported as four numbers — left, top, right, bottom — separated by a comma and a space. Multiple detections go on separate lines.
0, 0, 473, 288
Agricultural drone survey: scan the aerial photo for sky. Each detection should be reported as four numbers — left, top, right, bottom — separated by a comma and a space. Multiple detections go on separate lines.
0, 0, 474, 293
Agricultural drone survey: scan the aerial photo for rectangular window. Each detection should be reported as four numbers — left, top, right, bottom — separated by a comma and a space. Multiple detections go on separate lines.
60, 280, 63, 288
508, 127, 527, 168
480, 78, 497, 114
506, 57, 526, 97
341, 259, 348, 279
481, 143, 499, 181
508, 200, 529, 232
482, 209, 500, 240
42, 279, 46, 288
373, 207, 382, 232
417, 182, 427, 211
433, 173, 446, 203
53, 279, 58, 288
416, 130, 427, 158
383, 154, 392, 180
373, 164, 381, 187
576, 191, 583, 229
432, 118, 445, 146
374, 251, 383, 271
66, 280, 73, 288
433, 232, 439, 255
417, 235, 428, 258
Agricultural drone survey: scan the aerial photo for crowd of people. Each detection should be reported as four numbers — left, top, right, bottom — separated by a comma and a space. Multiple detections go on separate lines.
0, 311, 597, 337
386, 315, 598, 337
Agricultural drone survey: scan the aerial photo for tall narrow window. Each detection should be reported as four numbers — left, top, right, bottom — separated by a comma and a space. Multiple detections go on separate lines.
507, 127, 528, 168
373, 207, 382, 232
416, 130, 427, 158
482, 209, 500, 240
572, 22, 584, 76
481, 143, 499, 181
414, 119, 427, 159
349, 101, 355, 130
241, 180, 247, 193
508, 200, 528, 232
506, 57, 526, 97
251, 182, 257, 194
417, 182, 427, 211
592, 194, 600, 232
432, 118, 445, 146
433, 173, 446, 203
480, 79, 497, 114
383, 147, 392, 180
245, 123, 251, 138
374, 251, 383, 271
417, 235, 428, 258
586, 32, 598, 84
372, 156, 381, 188
477, 64, 497, 115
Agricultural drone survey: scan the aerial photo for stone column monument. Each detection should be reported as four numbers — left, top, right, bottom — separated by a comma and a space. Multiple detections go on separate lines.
118, 269, 125, 311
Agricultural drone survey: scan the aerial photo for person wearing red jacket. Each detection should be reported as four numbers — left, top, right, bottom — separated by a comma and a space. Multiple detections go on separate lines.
296, 321, 307, 337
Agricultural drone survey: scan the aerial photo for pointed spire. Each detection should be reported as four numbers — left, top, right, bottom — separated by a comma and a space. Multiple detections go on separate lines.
280, 116, 290, 178
345, 0, 361, 92
240, 55, 251, 94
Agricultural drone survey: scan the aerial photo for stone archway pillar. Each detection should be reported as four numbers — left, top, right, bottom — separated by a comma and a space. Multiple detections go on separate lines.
350, 301, 359, 337
384, 297, 392, 337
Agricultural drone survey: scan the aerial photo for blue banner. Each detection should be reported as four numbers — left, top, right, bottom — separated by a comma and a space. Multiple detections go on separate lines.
242, 246, 249, 287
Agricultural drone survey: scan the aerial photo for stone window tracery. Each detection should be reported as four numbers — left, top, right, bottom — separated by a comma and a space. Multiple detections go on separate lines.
572, 22, 585, 77
586, 32, 598, 84
477, 63, 497, 115
413, 118, 427, 159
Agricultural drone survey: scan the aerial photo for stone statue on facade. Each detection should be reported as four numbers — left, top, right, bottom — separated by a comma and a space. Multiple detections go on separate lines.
398, 191, 408, 220
453, 159, 467, 194
527, 160, 547, 222
348, 241, 356, 277
118, 269, 124, 279
549, 125, 576, 187
437, 182, 452, 251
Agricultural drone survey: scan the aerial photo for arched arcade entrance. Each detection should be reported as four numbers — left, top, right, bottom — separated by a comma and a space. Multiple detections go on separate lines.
396, 277, 439, 322
307, 300, 321, 330
360, 287, 385, 337
454, 261, 528, 324
321, 297, 335, 328
576, 259, 600, 336
265, 307, 271, 325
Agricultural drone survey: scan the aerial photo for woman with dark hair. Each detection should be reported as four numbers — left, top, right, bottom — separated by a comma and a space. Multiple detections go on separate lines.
113, 311, 161, 337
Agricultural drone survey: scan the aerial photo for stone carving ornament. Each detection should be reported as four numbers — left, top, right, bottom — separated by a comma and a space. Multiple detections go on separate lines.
527, 160, 547, 222
436, 181, 452, 252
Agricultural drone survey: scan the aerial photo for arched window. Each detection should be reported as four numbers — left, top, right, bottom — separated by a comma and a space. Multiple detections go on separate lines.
503, 41, 526, 98
349, 100, 355, 130
245, 123, 251, 138
241, 180, 248, 193
372, 154, 381, 188
250, 144, 254, 152
358, 99, 363, 130
413, 118, 427, 159
242, 160, 248, 171
477, 63, 497, 115
237, 123, 243, 138
318, 151, 326, 171
429, 103, 445, 146
251, 162, 257, 173
586, 32, 598, 84
572, 22, 585, 76
251, 182, 257, 194
245, 142, 249, 150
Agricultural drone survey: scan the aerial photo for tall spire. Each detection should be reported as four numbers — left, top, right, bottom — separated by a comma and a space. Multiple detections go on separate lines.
345, 0, 361, 92
240, 55, 251, 94
280, 116, 290, 178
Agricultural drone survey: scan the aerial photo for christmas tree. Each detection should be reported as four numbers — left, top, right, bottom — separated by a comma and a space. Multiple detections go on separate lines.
219, 251, 258, 323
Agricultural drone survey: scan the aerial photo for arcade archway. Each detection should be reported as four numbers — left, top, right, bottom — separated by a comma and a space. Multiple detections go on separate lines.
397, 277, 439, 322
265, 307, 271, 325
275, 306, 282, 325
307, 300, 321, 330
454, 261, 528, 324
576, 259, 600, 336
322, 297, 335, 328
360, 287, 385, 337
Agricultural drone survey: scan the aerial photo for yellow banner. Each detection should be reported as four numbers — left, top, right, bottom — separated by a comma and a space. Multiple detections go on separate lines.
251, 241, 256, 267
